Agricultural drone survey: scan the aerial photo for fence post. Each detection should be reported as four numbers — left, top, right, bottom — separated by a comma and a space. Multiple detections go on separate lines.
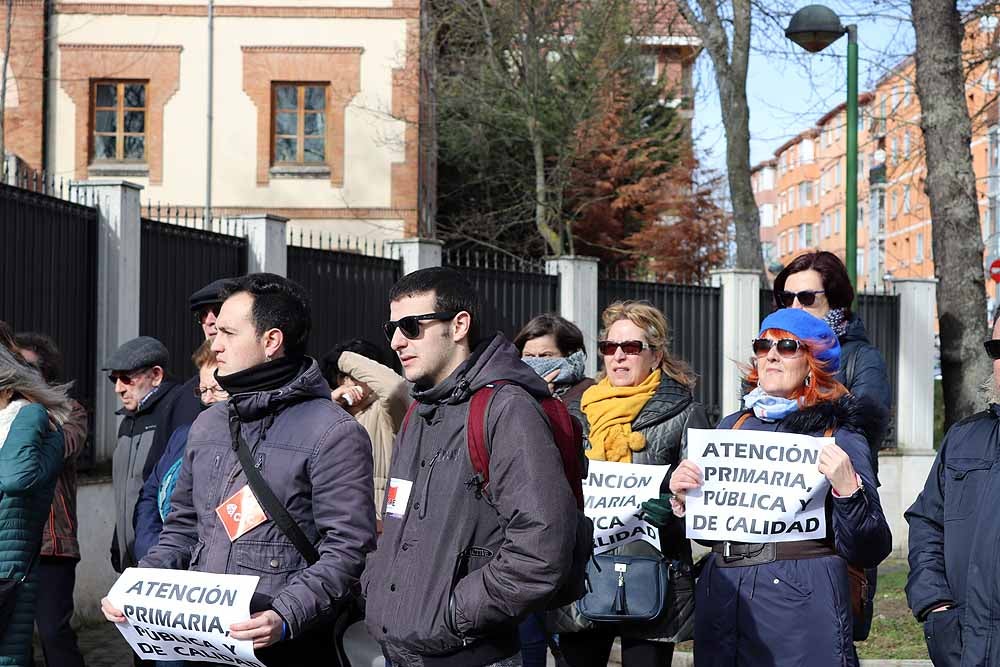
388, 238, 443, 275
546, 256, 599, 377
891, 278, 937, 451
73, 180, 143, 462
712, 269, 760, 417
241, 214, 288, 276
3, 153, 20, 185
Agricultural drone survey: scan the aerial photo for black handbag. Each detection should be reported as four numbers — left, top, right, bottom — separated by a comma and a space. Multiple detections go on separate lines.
577, 553, 670, 623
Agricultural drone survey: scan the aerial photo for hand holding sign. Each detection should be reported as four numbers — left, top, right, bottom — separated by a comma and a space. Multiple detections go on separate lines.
230, 610, 283, 649
818, 443, 860, 496
668, 460, 703, 503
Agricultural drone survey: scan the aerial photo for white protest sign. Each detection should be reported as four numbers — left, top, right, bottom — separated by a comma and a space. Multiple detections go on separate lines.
107, 568, 266, 667
583, 460, 668, 555
685, 428, 831, 543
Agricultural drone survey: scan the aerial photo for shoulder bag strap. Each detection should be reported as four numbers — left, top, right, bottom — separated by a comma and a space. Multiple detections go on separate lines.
732, 412, 752, 430
227, 408, 320, 566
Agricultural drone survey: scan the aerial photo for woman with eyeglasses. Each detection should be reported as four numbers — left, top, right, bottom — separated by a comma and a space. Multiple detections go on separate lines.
669, 308, 892, 667
133, 340, 228, 580
556, 301, 708, 667
0, 340, 71, 667
772, 252, 891, 460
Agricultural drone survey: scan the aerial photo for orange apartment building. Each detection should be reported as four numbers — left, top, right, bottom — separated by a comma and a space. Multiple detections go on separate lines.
755, 13, 1000, 302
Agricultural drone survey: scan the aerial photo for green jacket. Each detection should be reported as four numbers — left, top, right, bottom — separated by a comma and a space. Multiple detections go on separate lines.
0, 401, 62, 666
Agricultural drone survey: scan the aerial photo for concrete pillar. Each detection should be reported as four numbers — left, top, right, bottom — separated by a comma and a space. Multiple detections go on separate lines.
546, 256, 600, 376
892, 277, 938, 452
242, 214, 288, 276
712, 269, 761, 416
74, 180, 143, 462
388, 238, 443, 275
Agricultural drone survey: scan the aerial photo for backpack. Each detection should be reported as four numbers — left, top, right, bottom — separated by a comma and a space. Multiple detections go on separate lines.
467, 381, 593, 608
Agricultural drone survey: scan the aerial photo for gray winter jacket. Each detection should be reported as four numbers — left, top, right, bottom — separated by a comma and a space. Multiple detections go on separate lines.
362, 335, 578, 667
141, 359, 377, 638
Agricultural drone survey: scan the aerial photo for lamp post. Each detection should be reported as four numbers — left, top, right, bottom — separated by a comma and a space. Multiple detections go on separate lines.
786, 5, 859, 289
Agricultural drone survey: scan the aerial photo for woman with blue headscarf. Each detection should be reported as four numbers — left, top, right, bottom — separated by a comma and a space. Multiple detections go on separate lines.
668, 309, 892, 667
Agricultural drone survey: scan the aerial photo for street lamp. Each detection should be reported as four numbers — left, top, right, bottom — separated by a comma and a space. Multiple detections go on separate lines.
786, 5, 859, 290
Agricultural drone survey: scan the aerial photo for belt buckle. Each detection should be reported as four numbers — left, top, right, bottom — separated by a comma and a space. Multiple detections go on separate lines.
723, 541, 733, 559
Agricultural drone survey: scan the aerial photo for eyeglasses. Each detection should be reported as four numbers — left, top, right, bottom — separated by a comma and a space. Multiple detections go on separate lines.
107, 368, 150, 385
777, 290, 825, 307
383, 312, 458, 341
194, 384, 228, 401
597, 340, 653, 356
752, 338, 806, 358
984, 340, 1000, 360
194, 304, 221, 325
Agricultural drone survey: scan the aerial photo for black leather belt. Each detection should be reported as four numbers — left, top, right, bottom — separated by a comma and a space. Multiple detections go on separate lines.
711, 540, 836, 567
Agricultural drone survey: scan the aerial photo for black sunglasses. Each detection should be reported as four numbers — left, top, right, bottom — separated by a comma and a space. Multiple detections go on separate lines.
107, 368, 150, 385
597, 340, 653, 356
383, 312, 458, 341
985, 340, 1000, 360
752, 338, 806, 358
194, 304, 221, 325
777, 290, 825, 308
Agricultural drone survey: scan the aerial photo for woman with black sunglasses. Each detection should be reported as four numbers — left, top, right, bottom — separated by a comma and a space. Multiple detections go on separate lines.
555, 301, 708, 667
669, 308, 891, 667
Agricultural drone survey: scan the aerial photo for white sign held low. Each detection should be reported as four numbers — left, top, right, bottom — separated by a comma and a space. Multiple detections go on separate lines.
583, 460, 669, 555
106, 567, 265, 667
685, 428, 831, 543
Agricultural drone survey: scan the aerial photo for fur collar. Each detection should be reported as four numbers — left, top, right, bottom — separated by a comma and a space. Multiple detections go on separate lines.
779, 393, 887, 443
0, 400, 28, 449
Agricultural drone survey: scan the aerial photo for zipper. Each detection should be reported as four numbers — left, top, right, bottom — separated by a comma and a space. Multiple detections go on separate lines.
418, 450, 442, 520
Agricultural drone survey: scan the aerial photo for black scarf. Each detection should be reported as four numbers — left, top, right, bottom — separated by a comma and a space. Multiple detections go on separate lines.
216, 356, 304, 395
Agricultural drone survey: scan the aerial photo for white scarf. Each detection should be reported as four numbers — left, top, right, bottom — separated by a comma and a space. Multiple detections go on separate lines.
0, 400, 28, 451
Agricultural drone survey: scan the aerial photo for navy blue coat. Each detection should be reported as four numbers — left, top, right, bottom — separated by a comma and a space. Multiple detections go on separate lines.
836, 317, 891, 457
694, 396, 892, 667
905, 405, 1000, 667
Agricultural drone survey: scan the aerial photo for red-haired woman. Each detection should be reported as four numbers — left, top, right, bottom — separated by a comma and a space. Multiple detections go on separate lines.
669, 308, 891, 666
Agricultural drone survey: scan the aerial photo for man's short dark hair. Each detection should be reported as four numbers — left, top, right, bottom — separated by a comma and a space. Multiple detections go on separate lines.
13, 332, 63, 383
220, 273, 311, 358
389, 267, 481, 346
320, 339, 386, 387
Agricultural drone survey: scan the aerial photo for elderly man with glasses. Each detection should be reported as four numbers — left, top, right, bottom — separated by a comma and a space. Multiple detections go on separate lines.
103, 336, 185, 577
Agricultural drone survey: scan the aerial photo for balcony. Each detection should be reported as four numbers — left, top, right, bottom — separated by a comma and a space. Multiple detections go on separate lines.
869, 164, 886, 186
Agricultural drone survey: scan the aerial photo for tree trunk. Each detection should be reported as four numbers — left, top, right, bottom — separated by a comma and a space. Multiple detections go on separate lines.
418, 0, 437, 238
676, 0, 763, 274
911, 0, 989, 429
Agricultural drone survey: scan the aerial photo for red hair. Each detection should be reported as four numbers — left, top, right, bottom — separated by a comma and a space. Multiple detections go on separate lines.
743, 328, 847, 408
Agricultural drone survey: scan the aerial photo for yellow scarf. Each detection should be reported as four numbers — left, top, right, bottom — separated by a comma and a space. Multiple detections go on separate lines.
582, 370, 661, 463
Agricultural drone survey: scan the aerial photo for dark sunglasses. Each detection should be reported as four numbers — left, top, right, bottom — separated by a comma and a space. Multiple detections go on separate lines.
383, 312, 458, 341
194, 304, 221, 325
985, 340, 1000, 360
777, 290, 825, 308
597, 340, 653, 356
752, 338, 806, 358
107, 368, 150, 385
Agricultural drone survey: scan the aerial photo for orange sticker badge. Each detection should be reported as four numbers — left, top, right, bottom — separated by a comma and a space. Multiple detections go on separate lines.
215, 485, 269, 541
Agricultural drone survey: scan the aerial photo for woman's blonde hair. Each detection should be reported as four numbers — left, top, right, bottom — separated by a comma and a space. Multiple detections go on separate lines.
600, 300, 697, 389
0, 345, 74, 426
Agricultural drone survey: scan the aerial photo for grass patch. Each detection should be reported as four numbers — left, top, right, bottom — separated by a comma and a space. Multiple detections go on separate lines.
676, 560, 927, 660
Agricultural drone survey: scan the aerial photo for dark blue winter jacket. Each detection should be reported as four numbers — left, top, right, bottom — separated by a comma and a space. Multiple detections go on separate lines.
905, 405, 1000, 667
836, 317, 891, 455
133, 423, 191, 561
694, 395, 892, 667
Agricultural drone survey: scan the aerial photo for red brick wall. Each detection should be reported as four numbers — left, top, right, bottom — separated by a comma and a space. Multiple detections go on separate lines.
1, 0, 45, 172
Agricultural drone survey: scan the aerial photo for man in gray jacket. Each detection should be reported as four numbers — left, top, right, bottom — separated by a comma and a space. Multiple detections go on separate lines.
102, 273, 377, 666
363, 267, 578, 667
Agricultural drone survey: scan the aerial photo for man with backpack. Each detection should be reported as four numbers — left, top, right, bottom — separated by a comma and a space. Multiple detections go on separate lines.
363, 267, 583, 667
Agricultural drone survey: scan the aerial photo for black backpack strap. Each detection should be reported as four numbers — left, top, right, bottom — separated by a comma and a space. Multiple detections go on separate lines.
227, 406, 320, 565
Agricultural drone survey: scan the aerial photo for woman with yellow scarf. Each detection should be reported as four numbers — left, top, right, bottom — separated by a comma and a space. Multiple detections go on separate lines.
556, 301, 709, 667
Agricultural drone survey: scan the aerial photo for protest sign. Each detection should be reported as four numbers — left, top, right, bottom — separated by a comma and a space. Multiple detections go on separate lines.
583, 460, 668, 555
106, 567, 265, 667
685, 428, 831, 543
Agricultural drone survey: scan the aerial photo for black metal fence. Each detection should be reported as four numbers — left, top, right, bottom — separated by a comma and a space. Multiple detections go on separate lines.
139, 219, 248, 380
761, 288, 900, 445
0, 183, 99, 461
599, 279, 723, 423
286, 242, 402, 367
443, 250, 560, 341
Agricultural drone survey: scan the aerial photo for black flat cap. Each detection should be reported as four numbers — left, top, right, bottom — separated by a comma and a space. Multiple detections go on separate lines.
189, 278, 230, 312
102, 336, 169, 372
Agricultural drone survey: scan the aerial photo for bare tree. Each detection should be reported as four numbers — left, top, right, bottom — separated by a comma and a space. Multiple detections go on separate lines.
910, 0, 989, 429
0, 0, 13, 181
676, 0, 763, 273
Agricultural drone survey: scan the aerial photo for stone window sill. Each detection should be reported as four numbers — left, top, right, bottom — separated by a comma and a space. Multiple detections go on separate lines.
88, 163, 150, 178
269, 165, 331, 179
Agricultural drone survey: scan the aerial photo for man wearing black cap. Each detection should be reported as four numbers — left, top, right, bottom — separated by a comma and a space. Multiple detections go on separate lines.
104, 336, 184, 574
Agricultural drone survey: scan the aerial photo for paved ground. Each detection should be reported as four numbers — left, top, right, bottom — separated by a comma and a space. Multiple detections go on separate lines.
33, 620, 133, 667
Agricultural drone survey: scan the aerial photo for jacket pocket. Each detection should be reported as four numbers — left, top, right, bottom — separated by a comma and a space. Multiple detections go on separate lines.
944, 458, 993, 521
189, 541, 206, 570
448, 546, 496, 636
232, 540, 308, 595
924, 606, 962, 667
